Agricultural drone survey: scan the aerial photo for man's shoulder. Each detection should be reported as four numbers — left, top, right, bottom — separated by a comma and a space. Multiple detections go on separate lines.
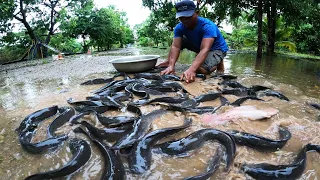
198, 17, 216, 26
174, 22, 185, 37
174, 22, 184, 30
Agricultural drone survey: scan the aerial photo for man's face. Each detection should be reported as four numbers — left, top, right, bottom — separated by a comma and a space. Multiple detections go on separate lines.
178, 13, 196, 29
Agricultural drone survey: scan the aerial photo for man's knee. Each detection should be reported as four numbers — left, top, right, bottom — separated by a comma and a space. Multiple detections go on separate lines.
216, 60, 224, 73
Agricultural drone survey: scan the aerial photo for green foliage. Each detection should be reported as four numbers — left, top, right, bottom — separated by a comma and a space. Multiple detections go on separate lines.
227, 13, 299, 52
178, 50, 197, 64
42, 59, 49, 64
122, 26, 135, 45
62, 4, 134, 51
227, 23, 257, 49
60, 0, 95, 39
1, 0, 135, 62
0, 46, 26, 64
0, 0, 15, 32
49, 34, 82, 54
135, 13, 172, 47
275, 41, 297, 52
0, 32, 31, 63
138, 37, 153, 47
0, 0, 95, 60
291, 5, 320, 55
0, 32, 31, 47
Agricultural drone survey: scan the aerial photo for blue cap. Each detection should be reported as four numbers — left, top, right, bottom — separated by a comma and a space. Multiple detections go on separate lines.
175, 0, 196, 18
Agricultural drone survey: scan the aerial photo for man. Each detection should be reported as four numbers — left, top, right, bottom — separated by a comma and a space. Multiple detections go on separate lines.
159, 0, 229, 83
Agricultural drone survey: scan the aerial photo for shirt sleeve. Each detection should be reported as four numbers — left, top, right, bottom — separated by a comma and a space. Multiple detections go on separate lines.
173, 24, 183, 38
202, 23, 218, 38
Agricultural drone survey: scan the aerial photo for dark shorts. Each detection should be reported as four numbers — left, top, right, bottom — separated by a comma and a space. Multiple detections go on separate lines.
181, 36, 227, 72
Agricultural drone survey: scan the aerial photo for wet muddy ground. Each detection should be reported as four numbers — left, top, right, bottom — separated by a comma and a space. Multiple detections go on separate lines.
0, 48, 320, 179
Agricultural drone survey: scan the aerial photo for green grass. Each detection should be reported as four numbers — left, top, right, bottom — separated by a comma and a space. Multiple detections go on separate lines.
178, 50, 196, 64
140, 46, 320, 64
139, 46, 196, 64
276, 51, 320, 61
139, 47, 169, 56
42, 59, 49, 64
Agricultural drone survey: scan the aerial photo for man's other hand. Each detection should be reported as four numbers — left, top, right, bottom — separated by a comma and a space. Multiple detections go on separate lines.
160, 66, 175, 75
180, 68, 196, 83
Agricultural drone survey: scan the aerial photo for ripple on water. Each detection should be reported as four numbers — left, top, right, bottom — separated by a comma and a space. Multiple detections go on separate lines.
1, 53, 320, 179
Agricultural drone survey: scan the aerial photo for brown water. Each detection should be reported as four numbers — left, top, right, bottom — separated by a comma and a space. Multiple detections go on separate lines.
0, 53, 320, 180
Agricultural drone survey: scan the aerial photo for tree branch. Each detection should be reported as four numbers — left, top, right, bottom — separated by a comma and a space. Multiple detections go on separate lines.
13, 14, 23, 22
19, 0, 27, 20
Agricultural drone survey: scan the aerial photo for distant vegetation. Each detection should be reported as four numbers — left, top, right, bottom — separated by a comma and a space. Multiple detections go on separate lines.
0, 0, 134, 63
1, 0, 319, 64
137, 0, 320, 59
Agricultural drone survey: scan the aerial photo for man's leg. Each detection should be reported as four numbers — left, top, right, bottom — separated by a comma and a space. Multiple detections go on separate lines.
216, 52, 226, 73
196, 66, 210, 74
181, 37, 227, 74
200, 50, 226, 74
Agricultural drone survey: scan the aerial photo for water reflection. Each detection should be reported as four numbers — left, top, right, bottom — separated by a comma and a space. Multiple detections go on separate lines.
0, 77, 79, 111
0, 52, 319, 111
227, 53, 320, 98
0, 50, 320, 179
0, 82, 39, 110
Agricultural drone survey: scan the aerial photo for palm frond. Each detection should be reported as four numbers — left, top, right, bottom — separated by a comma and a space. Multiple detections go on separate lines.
275, 41, 297, 52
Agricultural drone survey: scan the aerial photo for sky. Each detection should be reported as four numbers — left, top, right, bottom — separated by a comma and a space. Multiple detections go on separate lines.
93, 0, 232, 32
9, 0, 231, 34
94, 0, 151, 28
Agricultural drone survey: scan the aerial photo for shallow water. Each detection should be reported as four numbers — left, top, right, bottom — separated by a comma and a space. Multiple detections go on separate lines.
225, 53, 320, 98
0, 50, 320, 180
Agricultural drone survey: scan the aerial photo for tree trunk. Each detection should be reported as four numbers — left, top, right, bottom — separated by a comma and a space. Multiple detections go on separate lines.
42, 35, 51, 57
256, 0, 263, 59
267, 0, 277, 56
264, 54, 273, 73
82, 34, 88, 53
42, 1, 58, 58
14, 0, 38, 43
14, 0, 60, 58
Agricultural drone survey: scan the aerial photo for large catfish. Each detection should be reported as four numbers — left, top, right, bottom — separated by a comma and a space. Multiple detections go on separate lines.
202, 105, 279, 125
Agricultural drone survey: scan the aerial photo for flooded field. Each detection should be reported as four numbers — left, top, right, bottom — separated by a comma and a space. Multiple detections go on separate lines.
0, 48, 319, 179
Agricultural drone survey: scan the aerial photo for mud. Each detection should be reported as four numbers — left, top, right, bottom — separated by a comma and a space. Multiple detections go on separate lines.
0, 48, 320, 180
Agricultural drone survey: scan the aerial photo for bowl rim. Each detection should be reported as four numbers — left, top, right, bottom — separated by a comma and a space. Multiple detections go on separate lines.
109, 55, 160, 63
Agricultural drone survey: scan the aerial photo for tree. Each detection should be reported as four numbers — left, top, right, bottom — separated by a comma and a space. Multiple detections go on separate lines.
121, 26, 135, 47
0, 0, 91, 57
291, 3, 320, 55
60, 0, 95, 52
142, 0, 178, 31
257, 0, 263, 59
49, 34, 82, 54
61, 5, 134, 51
135, 13, 171, 47
0, 32, 30, 63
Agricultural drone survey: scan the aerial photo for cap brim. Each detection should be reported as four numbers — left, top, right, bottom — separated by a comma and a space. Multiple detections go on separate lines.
176, 10, 195, 18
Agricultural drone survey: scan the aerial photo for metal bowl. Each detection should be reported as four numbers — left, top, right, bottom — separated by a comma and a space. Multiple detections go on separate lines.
109, 55, 160, 73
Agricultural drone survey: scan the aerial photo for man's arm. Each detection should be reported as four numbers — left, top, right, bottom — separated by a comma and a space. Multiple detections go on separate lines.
181, 38, 214, 83
189, 38, 214, 72
160, 37, 182, 75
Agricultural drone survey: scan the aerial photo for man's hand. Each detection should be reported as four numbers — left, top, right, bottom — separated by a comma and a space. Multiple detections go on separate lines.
180, 68, 196, 83
157, 60, 169, 67
160, 66, 175, 75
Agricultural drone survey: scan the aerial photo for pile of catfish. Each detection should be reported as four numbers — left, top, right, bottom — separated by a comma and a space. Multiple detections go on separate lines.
17, 68, 320, 180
